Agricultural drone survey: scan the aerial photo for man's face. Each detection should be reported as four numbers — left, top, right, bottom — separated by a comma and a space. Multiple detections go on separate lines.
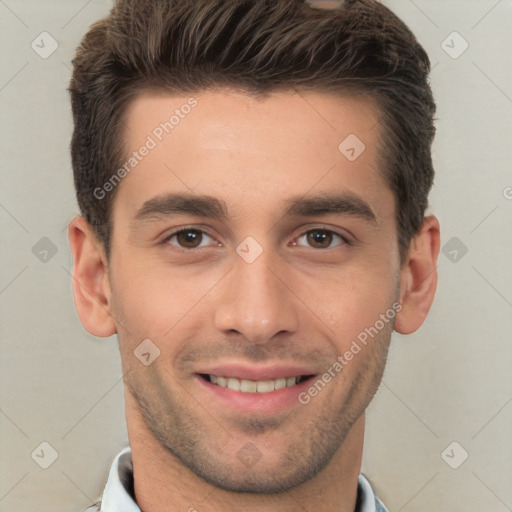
108, 88, 401, 492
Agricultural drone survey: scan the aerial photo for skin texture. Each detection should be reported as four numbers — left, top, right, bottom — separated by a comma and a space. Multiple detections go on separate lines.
69, 88, 440, 512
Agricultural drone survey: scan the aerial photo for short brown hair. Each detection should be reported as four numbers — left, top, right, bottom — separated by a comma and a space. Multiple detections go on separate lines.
69, 0, 436, 262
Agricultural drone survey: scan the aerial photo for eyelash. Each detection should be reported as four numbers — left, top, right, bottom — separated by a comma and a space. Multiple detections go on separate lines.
160, 226, 351, 250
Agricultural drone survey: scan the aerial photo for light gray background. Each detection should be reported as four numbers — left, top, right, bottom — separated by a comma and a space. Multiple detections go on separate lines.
1, 1, 511, 511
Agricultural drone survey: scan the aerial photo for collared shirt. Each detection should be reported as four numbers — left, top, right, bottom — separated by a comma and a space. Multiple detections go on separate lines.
86, 447, 388, 512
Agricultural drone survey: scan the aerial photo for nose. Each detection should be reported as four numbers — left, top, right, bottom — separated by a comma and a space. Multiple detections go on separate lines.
213, 249, 300, 345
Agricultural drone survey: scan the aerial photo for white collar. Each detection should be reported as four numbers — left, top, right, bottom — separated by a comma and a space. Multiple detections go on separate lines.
100, 447, 139, 512
97, 447, 387, 512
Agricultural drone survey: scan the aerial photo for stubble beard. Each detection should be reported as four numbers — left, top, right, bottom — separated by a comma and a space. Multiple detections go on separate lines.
123, 320, 393, 494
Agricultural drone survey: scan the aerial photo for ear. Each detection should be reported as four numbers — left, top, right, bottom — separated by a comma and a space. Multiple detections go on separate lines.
395, 215, 440, 334
68, 216, 117, 337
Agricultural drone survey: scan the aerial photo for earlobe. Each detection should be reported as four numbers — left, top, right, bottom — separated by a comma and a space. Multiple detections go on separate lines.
394, 215, 440, 335
68, 216, 117, 338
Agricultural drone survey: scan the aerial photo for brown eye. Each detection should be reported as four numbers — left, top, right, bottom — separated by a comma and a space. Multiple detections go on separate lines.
176, 230, 202, 248
295, 229, 348, 249
164, 229, 213, 249
307, 230, 333, 248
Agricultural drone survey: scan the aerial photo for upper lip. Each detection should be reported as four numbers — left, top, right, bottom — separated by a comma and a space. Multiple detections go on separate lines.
196, 362, 317, 381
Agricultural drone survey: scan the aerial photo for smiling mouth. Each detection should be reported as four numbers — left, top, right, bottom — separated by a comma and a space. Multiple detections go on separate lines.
199, 374, 315, 393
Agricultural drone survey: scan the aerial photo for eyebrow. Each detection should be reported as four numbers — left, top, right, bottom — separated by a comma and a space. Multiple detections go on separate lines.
282, 192, 377, 224
133, 193, 228, 223
131, 191, 377, 226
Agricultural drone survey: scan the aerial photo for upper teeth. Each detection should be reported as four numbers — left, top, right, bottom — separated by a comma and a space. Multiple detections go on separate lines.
209, 375, 300, 393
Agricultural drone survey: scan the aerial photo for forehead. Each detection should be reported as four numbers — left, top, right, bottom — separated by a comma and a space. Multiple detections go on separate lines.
122, 87, 380, 153
116, 87, 391, 223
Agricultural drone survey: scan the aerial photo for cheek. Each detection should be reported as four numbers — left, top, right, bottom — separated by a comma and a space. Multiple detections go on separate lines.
303, 265, 397, 349
110, 256, 222, 342
113, 278, 183, 341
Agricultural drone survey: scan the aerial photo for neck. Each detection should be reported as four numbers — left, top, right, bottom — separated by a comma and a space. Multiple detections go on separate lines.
126, 390, 364, 512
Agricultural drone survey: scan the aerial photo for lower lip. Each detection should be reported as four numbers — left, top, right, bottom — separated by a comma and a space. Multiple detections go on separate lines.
194, 375, 316, 415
